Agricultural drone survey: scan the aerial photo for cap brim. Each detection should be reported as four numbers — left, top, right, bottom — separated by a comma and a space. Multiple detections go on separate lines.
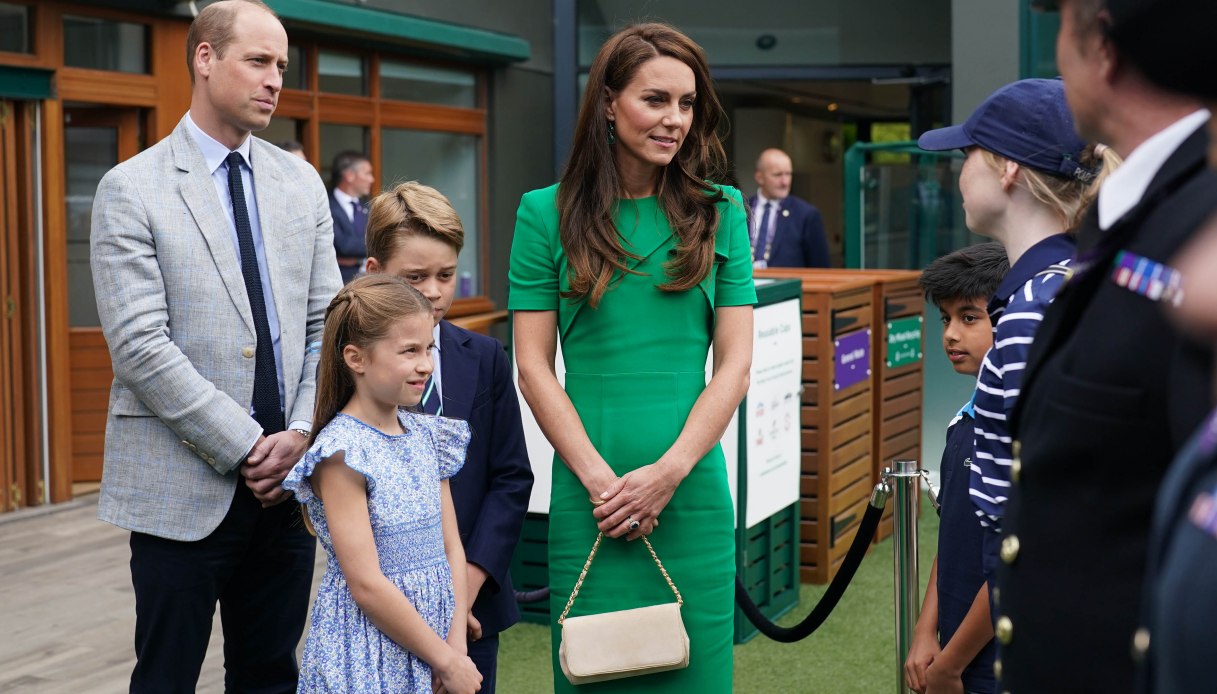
917, 125, 974, 152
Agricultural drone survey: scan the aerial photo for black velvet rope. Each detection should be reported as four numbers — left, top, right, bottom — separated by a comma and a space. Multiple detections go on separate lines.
734, 495, 885, 643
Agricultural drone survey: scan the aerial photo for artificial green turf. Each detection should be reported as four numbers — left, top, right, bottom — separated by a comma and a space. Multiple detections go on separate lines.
498, 500, 940, 693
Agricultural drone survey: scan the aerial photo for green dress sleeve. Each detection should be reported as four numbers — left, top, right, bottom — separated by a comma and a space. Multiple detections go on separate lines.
508, 188, 560, 311
714, 186, 758, 307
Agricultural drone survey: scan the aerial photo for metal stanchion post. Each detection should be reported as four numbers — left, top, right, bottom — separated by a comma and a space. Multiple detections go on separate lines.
884, 460, 921, 694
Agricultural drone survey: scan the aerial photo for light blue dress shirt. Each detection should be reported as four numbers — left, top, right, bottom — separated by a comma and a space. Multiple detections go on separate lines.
184, 113, 304, 431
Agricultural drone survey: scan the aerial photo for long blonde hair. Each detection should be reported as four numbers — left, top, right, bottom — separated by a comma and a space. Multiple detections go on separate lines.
982, 143, 1122, 232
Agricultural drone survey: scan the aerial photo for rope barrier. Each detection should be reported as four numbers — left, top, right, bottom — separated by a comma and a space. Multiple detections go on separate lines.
734, 483, 888, 643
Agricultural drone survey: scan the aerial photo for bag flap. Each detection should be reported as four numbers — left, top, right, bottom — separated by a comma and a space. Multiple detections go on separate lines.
560, 603, 689, 677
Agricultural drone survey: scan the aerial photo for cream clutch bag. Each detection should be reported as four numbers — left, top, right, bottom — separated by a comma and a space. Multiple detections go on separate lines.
557, 532, 691, 685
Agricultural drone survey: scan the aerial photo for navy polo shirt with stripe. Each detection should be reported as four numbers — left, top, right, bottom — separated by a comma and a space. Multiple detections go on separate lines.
970, 233, 1076, 533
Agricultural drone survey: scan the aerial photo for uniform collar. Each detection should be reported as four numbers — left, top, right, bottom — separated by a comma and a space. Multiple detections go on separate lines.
1098, 109, 1209, 230
989, 233, 1076, 311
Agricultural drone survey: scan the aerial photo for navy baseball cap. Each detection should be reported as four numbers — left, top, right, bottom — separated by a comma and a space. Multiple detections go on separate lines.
918, 78, 1094, 181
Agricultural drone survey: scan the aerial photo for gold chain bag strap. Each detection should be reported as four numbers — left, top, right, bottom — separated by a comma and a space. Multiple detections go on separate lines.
557, 532, 691, 685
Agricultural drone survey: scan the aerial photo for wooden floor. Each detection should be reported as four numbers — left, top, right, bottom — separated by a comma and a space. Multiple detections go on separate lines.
0, 495, 326, 693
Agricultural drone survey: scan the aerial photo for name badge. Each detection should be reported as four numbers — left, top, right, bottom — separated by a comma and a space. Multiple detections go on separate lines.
1111, 251, 1183, 306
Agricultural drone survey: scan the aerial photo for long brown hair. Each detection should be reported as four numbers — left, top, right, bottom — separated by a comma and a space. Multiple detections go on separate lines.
309, 274, 433, 446
558, 22, 729, 308
365, 181, 465, 263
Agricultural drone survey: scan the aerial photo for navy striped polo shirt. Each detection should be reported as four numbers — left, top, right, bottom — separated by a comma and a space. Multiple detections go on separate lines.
970, 233, 1076, 532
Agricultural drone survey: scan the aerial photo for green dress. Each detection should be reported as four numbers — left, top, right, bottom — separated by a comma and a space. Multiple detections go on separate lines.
508, 183, 756, 692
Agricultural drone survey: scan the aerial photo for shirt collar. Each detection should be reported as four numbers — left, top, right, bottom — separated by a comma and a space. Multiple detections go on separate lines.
184, 112, 252, 175
989, 233, 1076, 311
432, 322, 441, 353
755, 191, 784, 208
333, 187, 360, 209
956, 392, 977, 420
1097, 109, 1209, 230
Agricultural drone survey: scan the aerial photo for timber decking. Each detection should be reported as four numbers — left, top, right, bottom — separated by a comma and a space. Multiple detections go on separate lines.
0, 495, 326, 693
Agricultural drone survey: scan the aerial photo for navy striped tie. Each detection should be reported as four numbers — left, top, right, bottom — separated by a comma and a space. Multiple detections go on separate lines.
226, 152, 283, 435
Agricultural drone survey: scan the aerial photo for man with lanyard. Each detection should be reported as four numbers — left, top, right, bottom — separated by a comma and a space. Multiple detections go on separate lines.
998, 1, 1217, 691
747, 148, 831, 268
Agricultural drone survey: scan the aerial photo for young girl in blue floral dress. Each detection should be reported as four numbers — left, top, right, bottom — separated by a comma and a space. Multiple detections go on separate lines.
283, 274, 482, 694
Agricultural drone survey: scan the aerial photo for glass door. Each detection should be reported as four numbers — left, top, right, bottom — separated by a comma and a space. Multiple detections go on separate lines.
63, 106, 141, 484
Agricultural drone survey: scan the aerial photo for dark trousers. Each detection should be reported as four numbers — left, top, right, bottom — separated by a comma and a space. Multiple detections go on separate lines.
467, 633, 500, 694
128, 481, 315, 694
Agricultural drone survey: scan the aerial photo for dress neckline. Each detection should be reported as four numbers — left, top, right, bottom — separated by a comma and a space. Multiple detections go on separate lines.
334, 411, 410, 438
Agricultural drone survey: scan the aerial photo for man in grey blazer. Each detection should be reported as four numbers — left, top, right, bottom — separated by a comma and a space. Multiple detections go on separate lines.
89, 1, 341, 691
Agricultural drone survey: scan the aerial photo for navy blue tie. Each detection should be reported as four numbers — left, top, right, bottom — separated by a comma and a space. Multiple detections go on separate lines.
352, 200, 367, 236
421, 376, 442, 416
226, 152, 283, 435
755, 201, 776, 260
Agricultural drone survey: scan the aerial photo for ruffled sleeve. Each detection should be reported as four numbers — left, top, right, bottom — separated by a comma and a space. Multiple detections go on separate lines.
281, 420, 378, 502
421, 415, 471, 480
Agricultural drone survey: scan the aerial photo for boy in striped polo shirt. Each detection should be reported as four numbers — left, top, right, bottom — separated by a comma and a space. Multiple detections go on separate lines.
918, 79, 1120, 602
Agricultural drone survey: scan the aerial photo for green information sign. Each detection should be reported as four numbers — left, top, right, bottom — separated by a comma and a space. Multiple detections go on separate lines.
886, 315, 923, 368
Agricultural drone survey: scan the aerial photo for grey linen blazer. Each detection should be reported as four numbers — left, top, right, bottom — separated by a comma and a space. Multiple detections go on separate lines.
90, 117, 342, 541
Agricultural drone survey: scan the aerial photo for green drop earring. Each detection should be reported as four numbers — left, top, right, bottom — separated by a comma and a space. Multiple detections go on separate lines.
607, 121, 616, 145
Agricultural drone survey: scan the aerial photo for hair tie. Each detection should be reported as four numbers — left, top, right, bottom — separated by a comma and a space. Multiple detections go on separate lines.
1094, 143, 1109, 158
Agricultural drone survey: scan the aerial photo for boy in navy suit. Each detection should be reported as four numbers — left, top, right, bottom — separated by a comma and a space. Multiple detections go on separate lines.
365, 181, 533, 692
905, 243, 1008, 694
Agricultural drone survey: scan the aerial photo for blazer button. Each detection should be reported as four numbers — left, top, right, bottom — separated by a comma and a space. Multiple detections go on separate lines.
1001, 535, 1020, 564
242, 346, 255, 359
1012, 457, 1022, 483
993, 658, 1002, 681
1132, 627, 1150, 661
995, 616, 1013, 645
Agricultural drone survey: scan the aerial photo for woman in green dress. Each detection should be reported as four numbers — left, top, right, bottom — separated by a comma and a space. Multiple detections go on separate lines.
509, 23, 755, 693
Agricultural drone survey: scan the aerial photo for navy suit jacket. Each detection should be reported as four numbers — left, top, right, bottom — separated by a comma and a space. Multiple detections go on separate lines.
438, 320, 533, 636
329, 194, 367, 282
747, 193, 831, 268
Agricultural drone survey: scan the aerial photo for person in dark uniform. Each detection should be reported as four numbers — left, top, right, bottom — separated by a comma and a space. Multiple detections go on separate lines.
1001, 1, 1217, 691
905, 243, 1009, 694
1102, 1, 1217, 691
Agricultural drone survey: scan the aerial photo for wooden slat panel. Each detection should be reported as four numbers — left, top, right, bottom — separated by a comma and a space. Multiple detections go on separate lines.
831, 410, 870, 448
69, 330, 112, 484
880, 410, 921, 439
830, 388, 871, 426
800, 427, 820, 451
884, 390, 920, 418
882, 370, 924, 400
828, 454, 869, 494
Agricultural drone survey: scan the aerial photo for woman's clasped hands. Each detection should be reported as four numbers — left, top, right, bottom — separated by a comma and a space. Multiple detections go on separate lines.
589, 461, 683, 540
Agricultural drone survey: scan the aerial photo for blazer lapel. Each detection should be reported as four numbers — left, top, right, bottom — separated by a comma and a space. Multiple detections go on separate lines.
251, 142, 290, 336
439, 323, 477, 421
173, 124, 255, 336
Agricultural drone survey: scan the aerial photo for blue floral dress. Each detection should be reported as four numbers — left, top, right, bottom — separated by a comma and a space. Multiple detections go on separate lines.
283, 411, 470, 693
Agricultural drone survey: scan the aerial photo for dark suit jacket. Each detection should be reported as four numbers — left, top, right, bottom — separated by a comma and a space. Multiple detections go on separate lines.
746, 193, 831, 268
1001, 125, 1216, 693
329, 194, 367, 282
438, 320, 534, 636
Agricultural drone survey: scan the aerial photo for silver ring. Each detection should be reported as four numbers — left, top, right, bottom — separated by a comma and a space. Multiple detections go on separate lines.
627, 516, 640, 532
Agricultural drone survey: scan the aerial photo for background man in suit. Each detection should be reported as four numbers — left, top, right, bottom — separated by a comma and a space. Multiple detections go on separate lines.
89, 1, 341, 691
747, 147, 831, 268
364, 181, 533, 693
998, 1, 1215, 691
330, 150, 374, 283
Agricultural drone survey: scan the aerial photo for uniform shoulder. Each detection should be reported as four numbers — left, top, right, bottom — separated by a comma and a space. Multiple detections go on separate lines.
784, 195, 816, 213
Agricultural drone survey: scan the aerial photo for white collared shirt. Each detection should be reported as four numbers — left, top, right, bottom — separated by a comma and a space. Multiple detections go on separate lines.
333, 187, 360, 223
753, 191, 784, 240
1097, 109, 1210, 230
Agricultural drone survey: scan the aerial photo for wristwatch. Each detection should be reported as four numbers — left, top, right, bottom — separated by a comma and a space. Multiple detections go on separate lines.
291, 427, 310, 439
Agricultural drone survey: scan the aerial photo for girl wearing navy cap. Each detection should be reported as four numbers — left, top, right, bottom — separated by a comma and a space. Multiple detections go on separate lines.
908, 78, 1119, 694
